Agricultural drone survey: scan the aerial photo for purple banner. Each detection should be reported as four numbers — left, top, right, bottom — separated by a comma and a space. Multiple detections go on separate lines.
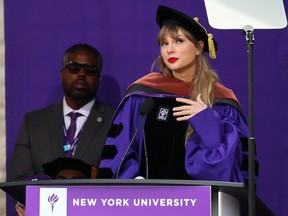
26, 185, 211, 216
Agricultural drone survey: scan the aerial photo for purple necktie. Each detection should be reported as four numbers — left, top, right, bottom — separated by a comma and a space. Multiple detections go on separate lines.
66, 112, 82, 148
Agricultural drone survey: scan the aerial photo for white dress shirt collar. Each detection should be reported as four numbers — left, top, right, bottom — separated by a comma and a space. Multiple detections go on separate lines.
63, 98, 95, 117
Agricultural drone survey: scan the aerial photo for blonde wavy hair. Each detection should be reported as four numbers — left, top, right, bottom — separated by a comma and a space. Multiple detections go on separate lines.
155, 24, 219, 142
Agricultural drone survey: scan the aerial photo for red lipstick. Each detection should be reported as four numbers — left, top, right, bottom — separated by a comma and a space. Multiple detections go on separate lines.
168, 57, 178, 63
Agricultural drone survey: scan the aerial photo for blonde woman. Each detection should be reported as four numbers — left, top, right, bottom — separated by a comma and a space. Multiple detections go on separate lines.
98, 5, 249, 183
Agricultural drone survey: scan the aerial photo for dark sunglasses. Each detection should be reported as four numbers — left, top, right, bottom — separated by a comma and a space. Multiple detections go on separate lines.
63, 61, 100, 75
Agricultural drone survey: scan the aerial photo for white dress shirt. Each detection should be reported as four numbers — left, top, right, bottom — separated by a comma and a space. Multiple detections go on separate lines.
63, 98, 95, 139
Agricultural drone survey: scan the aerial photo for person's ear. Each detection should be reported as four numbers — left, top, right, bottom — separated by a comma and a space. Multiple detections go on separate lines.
98, 73, 102, 81
60, 68, 65, 78
196, 41, 204, 55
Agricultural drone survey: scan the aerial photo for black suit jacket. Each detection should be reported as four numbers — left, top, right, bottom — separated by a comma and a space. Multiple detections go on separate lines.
8, 100, 114, 180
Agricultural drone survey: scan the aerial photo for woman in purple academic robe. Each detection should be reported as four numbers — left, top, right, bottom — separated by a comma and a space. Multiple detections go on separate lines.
98, 5, 254, 183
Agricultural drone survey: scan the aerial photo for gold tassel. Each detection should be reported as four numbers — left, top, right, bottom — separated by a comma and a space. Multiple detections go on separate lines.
208, 33, 216, 59
91, 166, 97, 179
193, 17, 217, 59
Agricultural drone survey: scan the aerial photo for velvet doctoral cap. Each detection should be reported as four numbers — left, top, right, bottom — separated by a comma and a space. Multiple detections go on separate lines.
43, 157, 97, 179
156, 5, 217, 59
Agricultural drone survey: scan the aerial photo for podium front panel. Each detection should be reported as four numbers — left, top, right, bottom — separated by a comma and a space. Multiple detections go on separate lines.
26, 185, 211, 216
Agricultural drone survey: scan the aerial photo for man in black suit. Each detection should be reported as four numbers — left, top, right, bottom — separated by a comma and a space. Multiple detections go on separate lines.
9, 43, 115, 180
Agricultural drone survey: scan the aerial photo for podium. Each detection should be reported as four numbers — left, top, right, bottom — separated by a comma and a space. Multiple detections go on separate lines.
0, 179, 275, 216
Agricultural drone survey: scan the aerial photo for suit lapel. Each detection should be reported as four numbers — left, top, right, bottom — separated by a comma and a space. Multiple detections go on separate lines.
48, 102, 65, 156
73, 101, 103, 158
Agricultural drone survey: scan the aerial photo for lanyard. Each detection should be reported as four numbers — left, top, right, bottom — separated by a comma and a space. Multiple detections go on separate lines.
63, 125, 83, 156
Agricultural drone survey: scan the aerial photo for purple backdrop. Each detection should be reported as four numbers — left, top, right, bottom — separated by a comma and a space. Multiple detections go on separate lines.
4, 0, 288, 216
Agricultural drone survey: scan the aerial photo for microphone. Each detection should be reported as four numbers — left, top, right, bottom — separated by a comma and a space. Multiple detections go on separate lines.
139, 97, 154, 115
115, 98, 154, 179
139, 98, 154, 179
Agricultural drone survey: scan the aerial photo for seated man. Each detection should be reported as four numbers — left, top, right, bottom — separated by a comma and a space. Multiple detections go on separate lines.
15, 157, 95, 216
43, 157, 97, 179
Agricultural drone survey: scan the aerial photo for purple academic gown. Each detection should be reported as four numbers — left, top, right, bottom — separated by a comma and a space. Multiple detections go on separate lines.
99, 74, 248, 183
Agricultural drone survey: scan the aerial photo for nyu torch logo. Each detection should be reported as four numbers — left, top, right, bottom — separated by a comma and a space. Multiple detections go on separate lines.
48, 193, 59, 213
39, 188, 67, 216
